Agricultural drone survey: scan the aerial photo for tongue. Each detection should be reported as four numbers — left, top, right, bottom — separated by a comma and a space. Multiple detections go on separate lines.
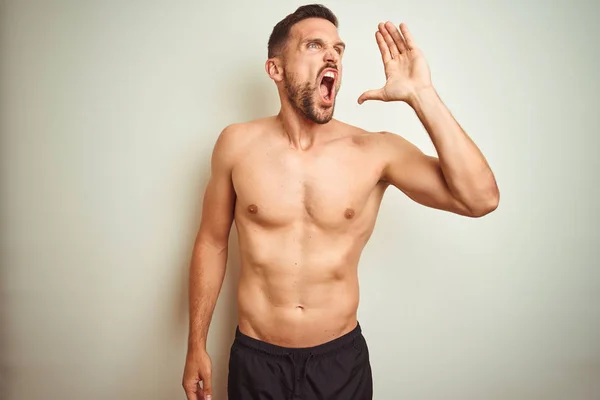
320, 83, 329, 98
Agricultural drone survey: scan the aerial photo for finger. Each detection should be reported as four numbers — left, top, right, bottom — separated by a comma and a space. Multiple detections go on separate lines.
358, 88, 384, 105
399, 23, 416, 50
375, 31, 391, 64
378, 22, 399, 59
183, 378, 199, 400
385, 21, 407, 54
202, 377, 213, 400
184, 386, 199, 400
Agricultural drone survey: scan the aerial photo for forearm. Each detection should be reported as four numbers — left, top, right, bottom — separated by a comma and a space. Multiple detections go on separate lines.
187, 241, 228, 351
409, 87, 499, 213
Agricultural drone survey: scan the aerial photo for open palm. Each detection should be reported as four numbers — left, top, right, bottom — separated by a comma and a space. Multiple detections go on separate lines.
358, 22, 432, 105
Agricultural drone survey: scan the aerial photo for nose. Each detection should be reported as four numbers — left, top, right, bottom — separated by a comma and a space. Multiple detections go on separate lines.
324, 46, 340, 64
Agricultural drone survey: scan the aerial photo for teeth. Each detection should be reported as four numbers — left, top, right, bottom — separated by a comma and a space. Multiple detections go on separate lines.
324, 71, 335, 79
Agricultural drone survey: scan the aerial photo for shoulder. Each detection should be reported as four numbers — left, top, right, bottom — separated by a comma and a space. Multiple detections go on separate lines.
335, 120, 408, 150
331, 120, 373, 143
214, 119, 262, 148
212, 117, 275, 163
377, 130, 413, 148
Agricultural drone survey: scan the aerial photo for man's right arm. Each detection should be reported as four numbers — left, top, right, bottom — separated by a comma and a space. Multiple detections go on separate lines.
187, 126, 238, 352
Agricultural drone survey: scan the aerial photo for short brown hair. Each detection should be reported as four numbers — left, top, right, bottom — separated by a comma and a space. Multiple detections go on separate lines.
267, 4, 339, 59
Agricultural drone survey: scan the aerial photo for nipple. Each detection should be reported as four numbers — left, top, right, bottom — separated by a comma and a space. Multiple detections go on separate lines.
248, 204, 258, 214
344, 208, 355, 219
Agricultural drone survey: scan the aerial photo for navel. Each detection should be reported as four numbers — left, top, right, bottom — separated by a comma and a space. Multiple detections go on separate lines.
344, 208, 355, 219
247, 204, 258, 214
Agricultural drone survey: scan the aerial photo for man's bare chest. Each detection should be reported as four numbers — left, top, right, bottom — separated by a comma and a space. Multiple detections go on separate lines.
232, 147, 384, 228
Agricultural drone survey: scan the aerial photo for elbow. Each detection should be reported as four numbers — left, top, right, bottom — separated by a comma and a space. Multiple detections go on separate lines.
467, 187, 500, 218
194, 232, 230, 256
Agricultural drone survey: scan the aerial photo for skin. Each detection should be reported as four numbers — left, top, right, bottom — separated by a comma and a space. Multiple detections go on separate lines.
183, 18, 499, 400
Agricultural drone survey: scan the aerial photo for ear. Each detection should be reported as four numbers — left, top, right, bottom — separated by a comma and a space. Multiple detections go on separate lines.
265, 57, 284, 82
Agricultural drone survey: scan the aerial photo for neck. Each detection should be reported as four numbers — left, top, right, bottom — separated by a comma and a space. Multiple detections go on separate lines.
276, 99, 332, 151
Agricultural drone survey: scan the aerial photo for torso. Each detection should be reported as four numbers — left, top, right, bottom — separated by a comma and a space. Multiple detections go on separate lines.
231, 116, 389, 347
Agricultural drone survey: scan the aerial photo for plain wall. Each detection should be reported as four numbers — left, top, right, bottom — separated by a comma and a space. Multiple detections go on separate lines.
1, 0, 599, 399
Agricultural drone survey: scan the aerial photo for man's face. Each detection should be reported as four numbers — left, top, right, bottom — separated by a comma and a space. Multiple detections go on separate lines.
280, 18, 345, 124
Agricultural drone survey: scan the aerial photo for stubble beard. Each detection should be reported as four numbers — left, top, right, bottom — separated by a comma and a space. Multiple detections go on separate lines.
283, 70, 335, 125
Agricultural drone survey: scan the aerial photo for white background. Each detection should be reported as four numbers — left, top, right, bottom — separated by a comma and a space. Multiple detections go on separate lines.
1, 0, 599, 399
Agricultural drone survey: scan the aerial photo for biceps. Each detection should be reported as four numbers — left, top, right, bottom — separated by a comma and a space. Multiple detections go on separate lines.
196, 172, 236, 249
387, 154, 471, 216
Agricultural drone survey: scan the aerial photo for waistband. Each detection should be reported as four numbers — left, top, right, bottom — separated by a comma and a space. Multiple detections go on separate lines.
234, 322, 363, 357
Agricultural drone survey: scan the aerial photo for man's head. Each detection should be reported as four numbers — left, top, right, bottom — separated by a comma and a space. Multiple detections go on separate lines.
266, 4, 345, 124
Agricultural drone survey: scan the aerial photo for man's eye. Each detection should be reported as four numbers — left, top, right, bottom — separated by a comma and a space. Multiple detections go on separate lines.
308, 43, 320, 49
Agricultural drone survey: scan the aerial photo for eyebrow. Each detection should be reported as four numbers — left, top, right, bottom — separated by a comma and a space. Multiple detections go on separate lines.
301, 38, 346, 50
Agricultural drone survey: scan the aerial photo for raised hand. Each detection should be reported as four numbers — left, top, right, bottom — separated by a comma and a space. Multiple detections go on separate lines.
358, 22, 432, 105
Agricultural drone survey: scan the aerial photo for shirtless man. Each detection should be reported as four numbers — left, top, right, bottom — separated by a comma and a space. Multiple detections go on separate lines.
182, 4, 499, 400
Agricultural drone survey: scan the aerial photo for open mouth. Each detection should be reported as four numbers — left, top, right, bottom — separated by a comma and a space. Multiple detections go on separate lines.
319, 71, 336, 103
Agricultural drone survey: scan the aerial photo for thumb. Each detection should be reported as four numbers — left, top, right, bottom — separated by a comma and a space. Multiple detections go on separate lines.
358, 88, 384, 104
202, 376, 213, 400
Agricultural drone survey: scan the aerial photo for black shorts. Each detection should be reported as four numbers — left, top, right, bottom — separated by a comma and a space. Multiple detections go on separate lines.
227, 322, 373, 400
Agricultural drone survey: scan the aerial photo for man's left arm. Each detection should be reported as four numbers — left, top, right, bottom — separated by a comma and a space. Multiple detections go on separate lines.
358, 21, 499, 217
